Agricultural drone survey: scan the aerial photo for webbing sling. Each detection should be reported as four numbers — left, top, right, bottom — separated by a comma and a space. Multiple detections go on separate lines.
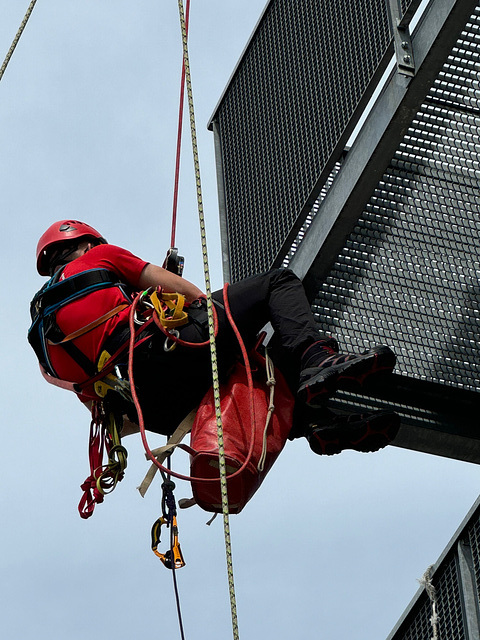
48, 304, 129, 345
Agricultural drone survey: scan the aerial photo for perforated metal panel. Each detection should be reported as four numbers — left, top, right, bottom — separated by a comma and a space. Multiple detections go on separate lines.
310, 7, 480, 395
390, 556, 466, 639
211, 1, 480, 638
387, 497, 480, 640
211, 0, 394, 281
212, 0, 480, 451
468, 517, 480, 599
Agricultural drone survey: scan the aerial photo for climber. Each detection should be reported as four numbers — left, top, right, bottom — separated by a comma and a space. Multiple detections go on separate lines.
28, 220, 400, 456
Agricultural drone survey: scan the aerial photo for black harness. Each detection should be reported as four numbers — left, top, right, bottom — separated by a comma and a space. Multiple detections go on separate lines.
28, 268, 131, 378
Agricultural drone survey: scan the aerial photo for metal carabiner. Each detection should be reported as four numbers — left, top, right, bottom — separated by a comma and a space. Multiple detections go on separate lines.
134, 288, 155, 325
151, 515, 186, 569
164, 329, 180, 352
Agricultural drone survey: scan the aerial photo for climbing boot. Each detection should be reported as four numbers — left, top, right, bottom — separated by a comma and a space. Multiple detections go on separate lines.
297, 339, 396, 407
307, 411, 400, 456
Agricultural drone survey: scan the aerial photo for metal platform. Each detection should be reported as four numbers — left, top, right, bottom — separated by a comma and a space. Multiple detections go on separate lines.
209, 0, 480, 465
385, 494, 480, 640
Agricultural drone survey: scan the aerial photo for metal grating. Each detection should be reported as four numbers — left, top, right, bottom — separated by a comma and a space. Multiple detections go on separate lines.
211, 0, 394, 281
435, 556, 466, 639
398, 593, 435, 640
392, 556, 466, 640
212, 1, 480, 634
468, 517, 480, 602
311, 7, 480, 395
386, 498, 480, 640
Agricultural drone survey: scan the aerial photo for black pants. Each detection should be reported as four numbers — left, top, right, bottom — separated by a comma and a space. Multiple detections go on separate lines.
118, 269, 322, 436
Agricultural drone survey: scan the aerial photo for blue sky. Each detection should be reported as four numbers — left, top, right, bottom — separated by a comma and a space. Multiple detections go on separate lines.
1, 2, 479, 639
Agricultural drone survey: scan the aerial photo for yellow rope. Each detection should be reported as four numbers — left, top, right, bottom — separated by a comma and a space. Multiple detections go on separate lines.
0, 1, 38, 83
176, 2, 240, 638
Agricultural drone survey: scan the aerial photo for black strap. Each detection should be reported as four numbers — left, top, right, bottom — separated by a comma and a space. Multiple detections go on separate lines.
33, 269, 121, 312
51, 323, 98, 378
28, 268, 128, 379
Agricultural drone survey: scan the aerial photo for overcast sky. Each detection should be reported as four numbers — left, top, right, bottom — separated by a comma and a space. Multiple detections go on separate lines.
1, 2, 479, 639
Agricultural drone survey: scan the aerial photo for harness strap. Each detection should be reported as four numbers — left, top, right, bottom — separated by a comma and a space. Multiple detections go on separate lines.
33, 269, 122, 312
39, 364, 76, 392
74, 317, 155, 396
52, 325, 98, 378
29, 268, 132, 380
47, 303, 129, 345
137, 408, 197, 498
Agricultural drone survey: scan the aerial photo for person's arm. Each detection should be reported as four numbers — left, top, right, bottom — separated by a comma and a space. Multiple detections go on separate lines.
138, 263, 205, 304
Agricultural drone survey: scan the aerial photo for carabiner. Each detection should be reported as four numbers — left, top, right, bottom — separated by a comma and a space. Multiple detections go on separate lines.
164, 329, 180, 352
151, 515, 186, 569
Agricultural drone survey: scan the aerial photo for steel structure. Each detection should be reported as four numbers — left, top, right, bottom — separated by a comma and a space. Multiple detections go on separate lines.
208, 0, 480, 465
386, 495, 480, 640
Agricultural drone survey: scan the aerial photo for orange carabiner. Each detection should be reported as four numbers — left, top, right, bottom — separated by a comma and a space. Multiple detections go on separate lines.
151, 515, 186, 569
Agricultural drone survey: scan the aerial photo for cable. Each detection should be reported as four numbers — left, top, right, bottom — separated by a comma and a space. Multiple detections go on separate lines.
0, 1, 38, 83
166, 456, 186, 640
171, 0, 191, 248
176, 2, 240, 637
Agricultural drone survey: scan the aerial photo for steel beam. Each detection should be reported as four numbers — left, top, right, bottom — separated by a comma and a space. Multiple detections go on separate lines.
288, 0, 479, 299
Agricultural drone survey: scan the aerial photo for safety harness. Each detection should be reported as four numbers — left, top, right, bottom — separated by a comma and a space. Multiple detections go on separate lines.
29, 263, 209, 518
28, 267, 133, 379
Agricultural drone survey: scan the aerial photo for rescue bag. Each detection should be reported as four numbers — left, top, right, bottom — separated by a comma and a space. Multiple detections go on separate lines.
189, 350, 294, 514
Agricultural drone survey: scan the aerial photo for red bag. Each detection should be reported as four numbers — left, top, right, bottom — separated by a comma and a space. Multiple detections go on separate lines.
189, 352, 294, 513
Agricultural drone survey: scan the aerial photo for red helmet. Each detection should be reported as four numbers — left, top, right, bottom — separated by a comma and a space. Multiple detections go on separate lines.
36, 220, 107, 275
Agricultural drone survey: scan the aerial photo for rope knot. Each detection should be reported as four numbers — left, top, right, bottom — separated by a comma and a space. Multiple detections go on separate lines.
418, 565, 439, 640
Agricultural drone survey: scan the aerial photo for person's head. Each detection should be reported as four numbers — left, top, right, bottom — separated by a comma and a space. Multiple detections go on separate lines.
36, 220, 107, 276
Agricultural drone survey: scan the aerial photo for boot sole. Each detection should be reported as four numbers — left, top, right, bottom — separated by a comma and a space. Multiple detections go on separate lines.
308, 411, 400, 456
298, 346, 396, 407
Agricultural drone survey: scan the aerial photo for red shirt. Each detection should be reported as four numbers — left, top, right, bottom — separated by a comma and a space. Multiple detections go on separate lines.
50, 244, 149, 383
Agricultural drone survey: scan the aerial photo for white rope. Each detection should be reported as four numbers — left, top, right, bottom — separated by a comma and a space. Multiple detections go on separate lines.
257, 351, 276, 472
418, 565, 440, 640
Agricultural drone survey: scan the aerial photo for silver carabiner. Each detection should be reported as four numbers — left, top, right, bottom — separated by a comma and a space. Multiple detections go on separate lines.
134, 290, 155, 326
164, 329, 180, 352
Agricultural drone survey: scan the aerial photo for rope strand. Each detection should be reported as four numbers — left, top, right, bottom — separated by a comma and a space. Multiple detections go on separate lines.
0, 1, 38, 83
176, 2, 240, 638
166, 457, 186, 640
171, 0, 191, 248
418, 565, 440, 640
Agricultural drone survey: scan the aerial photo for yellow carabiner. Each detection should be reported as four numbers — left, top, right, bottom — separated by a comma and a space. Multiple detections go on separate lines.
151, 515, 186, 569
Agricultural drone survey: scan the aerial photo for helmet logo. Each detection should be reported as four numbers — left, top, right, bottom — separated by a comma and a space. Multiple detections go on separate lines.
59, 223, 77, 233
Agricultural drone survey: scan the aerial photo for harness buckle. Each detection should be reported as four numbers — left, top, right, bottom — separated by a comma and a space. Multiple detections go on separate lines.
94, 350, 132, 401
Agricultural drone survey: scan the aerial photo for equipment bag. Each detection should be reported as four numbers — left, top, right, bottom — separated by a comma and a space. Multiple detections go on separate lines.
189, 351, 294, 514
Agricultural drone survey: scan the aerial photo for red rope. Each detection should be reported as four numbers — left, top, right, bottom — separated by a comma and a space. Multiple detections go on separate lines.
171, 0, 191, 248
78, 403, 118, 519
128, 285, 258, 484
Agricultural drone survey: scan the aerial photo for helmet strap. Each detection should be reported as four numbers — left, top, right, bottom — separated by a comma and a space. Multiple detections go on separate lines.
48, 243, 80, 276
